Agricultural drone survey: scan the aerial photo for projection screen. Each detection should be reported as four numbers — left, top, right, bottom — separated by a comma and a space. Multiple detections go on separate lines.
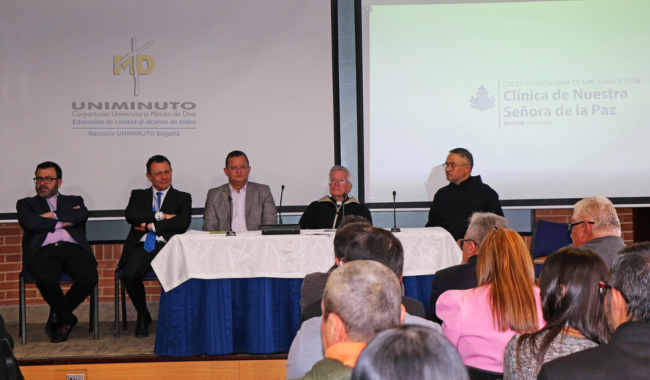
361, 0, 650, 207
0, 0, 335, 218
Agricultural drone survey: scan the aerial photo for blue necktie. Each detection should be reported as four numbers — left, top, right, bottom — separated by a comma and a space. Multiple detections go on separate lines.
144, 192, 162, 252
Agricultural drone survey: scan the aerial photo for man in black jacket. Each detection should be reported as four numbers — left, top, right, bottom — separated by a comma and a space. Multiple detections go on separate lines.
300, 227, 425, 322
16, 161, 98, 343
425, 148, 503, 241
538, 242, 650, 380
427, 212, 508, 323
120, 155, 191, 337
299, 165, 372, 229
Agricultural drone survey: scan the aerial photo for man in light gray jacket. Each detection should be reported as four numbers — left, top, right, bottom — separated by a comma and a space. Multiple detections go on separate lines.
202, 150, 277, 231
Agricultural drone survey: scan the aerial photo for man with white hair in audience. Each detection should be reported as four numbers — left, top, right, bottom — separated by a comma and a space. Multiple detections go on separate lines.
289, 260, 402, 380
569, 196, 625, 267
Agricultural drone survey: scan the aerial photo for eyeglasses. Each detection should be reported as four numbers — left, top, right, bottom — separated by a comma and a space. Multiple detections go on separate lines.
441, 162, 468, 170
33, 177, 58, 184
328, 178, 348, 185
459, 239, 475, 249
598, 281, 629, 303
567, 221, 595, 231
228, 165, 248, 172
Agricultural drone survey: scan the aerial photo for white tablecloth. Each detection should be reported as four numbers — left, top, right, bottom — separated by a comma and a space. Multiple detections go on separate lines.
151, 227, 461, 291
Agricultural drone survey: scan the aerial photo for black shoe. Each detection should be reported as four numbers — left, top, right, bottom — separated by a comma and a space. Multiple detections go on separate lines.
135, 314, 152, 338
45, 310, 60, 338
50, 315, 78, 343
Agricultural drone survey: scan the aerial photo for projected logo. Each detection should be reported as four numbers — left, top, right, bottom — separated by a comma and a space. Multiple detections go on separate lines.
470, 85, 495, 111
113, 37, 155, 96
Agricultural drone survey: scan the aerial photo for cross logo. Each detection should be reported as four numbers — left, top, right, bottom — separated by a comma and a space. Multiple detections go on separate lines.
113, 37, 155, 96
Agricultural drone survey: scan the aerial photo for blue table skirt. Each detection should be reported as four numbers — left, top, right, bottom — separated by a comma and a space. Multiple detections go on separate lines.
154, 274, 434, 356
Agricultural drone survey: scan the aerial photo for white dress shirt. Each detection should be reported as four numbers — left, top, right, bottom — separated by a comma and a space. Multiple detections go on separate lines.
230, 184, 247, 232
139, 186, 170, 243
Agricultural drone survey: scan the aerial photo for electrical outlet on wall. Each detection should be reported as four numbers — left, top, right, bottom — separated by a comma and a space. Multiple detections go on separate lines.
66, 375, 84, 380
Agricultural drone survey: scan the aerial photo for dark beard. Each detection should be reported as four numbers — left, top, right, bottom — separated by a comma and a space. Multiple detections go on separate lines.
38, 184, 59, 199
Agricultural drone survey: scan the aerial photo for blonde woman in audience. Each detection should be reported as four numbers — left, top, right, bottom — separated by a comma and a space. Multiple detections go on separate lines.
437, 228, 544, 380
503, 247, 609, 380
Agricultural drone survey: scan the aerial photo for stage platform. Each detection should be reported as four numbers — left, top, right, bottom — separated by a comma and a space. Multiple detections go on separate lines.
9, 321, 288, 380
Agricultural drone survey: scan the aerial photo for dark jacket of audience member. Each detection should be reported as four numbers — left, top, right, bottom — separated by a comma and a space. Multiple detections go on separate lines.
301, 227, 425, 323
300, 217, 371, 312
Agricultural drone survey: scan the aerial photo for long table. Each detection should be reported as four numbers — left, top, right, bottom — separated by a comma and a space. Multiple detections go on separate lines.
151, 227, 461, 356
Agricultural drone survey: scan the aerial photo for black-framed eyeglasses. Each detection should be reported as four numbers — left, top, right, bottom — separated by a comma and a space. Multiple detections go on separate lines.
459, 239, 475, 249
442, 162, 468, 170
599, 281, 629, 303
33, 177, 58, 184
568, 221, 595, 231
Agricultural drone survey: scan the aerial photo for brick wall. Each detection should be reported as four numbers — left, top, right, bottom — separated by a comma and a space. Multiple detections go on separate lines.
0, 223, 160, 308
535, 208, 634, 244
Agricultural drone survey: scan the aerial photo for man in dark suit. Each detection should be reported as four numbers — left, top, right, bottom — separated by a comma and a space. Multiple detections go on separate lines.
16, 161, 98, 343
427, 212, 508, 323
538, 242, 650, 380
300, 227, 426, 322
120, 155, 191, 338
300, 215, 372, 312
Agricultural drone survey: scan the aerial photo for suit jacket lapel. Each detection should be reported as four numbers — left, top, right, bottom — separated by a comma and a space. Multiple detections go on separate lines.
245, 183, 253, 219
160, 186, 176, 211
221, 186, 231, 220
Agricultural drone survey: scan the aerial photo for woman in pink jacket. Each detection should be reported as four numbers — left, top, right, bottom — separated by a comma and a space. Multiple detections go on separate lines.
437, 228, 544, 380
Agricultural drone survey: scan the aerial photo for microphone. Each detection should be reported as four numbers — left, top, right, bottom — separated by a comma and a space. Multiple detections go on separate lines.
227, 195, 236, 236
278, 185, 285, 225
391, 191, 401, 233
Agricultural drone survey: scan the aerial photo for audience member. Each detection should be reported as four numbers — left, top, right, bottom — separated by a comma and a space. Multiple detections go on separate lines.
503, 247, 609, 380
537, 242, 650, 380
16, 161, 98, 343
286, 228, 440, 379
289, 261, 402, 380
437, 228, 543, 379
569, 196, 625, 267
299, 165, 372, 229
425, 148, 503, 240
351, 325, 469, 380
301, 227, 425, 321
300, 216, 372, 311
427, 212, 508, 323
202, 150, 277, 231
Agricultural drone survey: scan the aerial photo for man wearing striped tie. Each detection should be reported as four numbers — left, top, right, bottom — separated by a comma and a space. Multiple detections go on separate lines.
120, 155, 192, 338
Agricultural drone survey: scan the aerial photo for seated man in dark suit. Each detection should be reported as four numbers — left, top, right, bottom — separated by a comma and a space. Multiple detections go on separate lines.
538, 242, 650, 380
300, 215, 371, 312
16, 161, 98, 343
299, 165, 372, 229
301, 227, 425, 321
120, 155, 192, 337
427, 212, 508, 323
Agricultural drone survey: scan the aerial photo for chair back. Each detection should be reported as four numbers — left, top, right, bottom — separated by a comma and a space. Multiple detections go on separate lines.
530, 219, 572, 259
0, 339, 17, 380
